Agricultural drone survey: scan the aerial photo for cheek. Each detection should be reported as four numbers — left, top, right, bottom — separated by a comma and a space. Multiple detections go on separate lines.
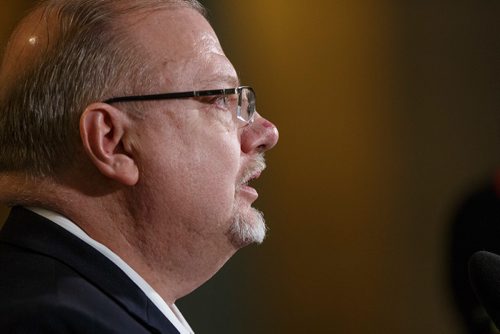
171, 130, 241, 222
193, 139, 240, 203
137, 112, 242, 226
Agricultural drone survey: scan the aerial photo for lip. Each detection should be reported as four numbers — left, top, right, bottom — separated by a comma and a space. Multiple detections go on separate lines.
238, 171, 262, 202
249, 171, 261, 181
238, 184, 259, 201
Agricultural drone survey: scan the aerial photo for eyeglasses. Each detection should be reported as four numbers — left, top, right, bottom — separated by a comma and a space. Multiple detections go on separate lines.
103, 86, 256, 124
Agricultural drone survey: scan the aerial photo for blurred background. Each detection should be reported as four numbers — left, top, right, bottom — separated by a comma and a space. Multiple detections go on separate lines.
1, 1, 499, 333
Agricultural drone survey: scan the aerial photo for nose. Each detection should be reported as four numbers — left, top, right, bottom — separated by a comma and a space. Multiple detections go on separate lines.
240, 113, 279, 154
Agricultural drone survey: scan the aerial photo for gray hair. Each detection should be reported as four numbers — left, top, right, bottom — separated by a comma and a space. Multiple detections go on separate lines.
0, 0, 205, 176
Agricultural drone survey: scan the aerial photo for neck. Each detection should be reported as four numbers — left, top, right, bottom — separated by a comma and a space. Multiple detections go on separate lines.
0, 171, 236, 305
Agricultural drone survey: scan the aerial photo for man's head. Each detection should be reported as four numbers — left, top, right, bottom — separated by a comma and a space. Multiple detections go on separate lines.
0, 0, 205, 176
0, 0, 278, 299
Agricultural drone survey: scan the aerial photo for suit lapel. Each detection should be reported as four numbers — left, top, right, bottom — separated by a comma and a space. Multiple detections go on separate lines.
0, 206, 180, 334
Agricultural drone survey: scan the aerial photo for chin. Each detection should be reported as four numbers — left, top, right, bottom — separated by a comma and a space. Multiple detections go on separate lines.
226, 206, 267, 249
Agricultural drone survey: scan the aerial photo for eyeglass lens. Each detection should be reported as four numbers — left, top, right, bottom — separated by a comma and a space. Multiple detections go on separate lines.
238, 87, 256, 123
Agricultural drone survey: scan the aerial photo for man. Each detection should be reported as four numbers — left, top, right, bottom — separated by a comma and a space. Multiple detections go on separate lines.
0, 0, 278, 333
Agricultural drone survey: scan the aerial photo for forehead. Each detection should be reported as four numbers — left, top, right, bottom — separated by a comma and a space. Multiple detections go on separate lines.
125, 7, 238, 90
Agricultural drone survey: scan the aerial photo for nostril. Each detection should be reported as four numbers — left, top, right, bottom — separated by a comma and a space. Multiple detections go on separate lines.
257, 144, 267, 152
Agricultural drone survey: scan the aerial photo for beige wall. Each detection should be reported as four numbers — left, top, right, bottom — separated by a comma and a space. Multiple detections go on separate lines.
200, 1, 499, 332
1, 1, 499, 333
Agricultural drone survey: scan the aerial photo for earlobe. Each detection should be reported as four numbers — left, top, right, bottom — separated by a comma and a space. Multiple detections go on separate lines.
80, 103, 139, 186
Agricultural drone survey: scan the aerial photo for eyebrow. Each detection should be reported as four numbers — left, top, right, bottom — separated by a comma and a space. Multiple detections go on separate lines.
197, 74, 240, 89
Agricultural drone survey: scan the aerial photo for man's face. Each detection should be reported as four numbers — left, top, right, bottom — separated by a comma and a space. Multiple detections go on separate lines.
125, 8, 278, 257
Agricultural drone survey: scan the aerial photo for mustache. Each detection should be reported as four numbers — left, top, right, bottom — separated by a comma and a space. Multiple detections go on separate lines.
239, 154, 266, 185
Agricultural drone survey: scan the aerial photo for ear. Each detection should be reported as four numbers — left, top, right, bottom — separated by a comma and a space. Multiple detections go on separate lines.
79, 103, 139, 186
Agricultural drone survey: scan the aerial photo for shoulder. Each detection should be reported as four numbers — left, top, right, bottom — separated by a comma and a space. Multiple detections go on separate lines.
0, 243, 150, 333
1, 301, 120, 333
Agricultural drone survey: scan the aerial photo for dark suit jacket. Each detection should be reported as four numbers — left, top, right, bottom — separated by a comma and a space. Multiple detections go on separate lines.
0, 206, 180, 334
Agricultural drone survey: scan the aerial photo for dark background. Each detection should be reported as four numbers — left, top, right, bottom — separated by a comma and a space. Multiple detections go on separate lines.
1, 1, 499, 333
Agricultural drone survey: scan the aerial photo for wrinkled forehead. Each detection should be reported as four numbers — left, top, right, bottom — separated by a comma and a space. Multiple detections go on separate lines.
126, 7, 238, 90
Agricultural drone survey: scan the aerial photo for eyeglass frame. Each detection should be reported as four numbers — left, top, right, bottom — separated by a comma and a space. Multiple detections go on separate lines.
103, 85, 256, 124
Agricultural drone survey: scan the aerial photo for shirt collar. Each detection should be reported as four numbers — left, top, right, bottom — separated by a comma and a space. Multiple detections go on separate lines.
26, 206, 194, 334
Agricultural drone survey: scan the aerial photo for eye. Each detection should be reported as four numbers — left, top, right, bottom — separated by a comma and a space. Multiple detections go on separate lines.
204, 95, 228, 110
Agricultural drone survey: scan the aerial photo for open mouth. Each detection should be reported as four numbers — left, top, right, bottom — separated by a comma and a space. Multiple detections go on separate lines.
238, 155, 266, 200
241, 171, 261, 187
238, 171, 262, 200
